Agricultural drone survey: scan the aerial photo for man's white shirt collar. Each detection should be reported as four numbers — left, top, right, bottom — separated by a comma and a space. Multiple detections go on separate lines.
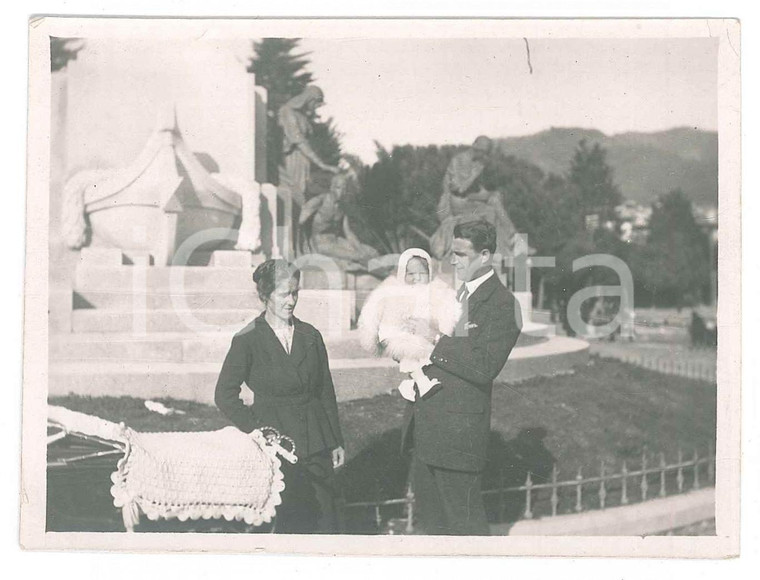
464, 268, 494, 297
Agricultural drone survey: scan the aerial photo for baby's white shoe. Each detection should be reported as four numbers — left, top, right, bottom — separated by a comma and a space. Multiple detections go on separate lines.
411, 368, 440, 398
398, 379, 417, 402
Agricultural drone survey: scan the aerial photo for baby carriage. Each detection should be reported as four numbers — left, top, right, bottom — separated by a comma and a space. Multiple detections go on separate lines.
47, 405, 297, 532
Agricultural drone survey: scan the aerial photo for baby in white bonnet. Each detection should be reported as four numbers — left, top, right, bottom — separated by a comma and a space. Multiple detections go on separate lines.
358, 248, 461, 401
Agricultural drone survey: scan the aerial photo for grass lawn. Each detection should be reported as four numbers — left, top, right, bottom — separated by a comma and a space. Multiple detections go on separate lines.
48, 357, 716, 531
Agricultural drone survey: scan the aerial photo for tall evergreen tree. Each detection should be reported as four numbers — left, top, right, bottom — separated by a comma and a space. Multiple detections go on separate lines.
310, 117, 343, 169
633, 189, 711, 308
51, 38, 84, 72
568, 139, 622, 222
249, 38, 313, 183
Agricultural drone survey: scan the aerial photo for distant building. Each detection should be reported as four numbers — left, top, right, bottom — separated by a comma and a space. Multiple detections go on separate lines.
614, 200, 718, 246
615, 200, 651, 244
693, 205, 718, 229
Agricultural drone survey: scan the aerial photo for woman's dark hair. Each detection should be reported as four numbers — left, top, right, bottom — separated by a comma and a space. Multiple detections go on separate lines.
252, 259, 301, 302
453, 220, 497, 254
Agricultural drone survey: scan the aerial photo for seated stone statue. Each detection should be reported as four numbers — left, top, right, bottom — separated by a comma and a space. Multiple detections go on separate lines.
298, 167, 379, 269
430, 136, 517, 261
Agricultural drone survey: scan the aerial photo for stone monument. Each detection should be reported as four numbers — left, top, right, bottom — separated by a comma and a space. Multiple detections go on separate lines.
49, 38, 356, 405
275, 85, 341, 261
58, 38, 274, 265
430, 136, 518, 262
48, 40, 589, 405
298, 168, 380, 268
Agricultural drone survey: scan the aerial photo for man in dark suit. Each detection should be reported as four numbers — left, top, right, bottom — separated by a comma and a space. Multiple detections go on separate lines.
401, 219, 523, 535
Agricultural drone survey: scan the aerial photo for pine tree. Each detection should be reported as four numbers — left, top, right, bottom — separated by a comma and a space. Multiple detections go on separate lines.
633, 189, 711, 308
51, 38, 84, 72
568, 139, 622, 222
310, 116, 343, 168
249, 39, 314, 184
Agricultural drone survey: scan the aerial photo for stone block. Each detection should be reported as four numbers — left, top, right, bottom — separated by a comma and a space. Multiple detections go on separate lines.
49, 287, 73, 333
78, 247, 124, 268
250, 253, 267, 268
124, 251, 153, 266
210, 250, 253, 269
514, 291, 533, 323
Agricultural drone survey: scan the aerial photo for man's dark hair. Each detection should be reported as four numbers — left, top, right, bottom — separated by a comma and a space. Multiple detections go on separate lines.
453, 220, 497, 254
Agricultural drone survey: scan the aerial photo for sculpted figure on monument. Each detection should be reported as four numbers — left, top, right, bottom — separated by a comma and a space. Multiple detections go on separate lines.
277, 86, 342, 259
298, 166, 380, 268
278, 86, 341, 206
430, 136, 517, 261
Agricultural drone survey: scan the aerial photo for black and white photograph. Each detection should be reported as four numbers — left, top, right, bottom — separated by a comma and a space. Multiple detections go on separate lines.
20, 17, 741, 556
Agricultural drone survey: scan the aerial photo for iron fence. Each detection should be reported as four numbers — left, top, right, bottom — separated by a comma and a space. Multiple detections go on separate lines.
616, 353, 716, 383
341, 445, 715, 534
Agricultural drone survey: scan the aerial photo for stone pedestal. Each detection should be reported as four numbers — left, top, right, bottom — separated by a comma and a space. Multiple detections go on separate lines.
514, 291, 533, 323
78, 247, 123, 268
49, 287, 73, 334
58, 39, 275, 267
210, 250, 262, 269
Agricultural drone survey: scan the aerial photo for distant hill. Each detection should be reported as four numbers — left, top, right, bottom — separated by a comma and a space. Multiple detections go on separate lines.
494, 127, 718, 207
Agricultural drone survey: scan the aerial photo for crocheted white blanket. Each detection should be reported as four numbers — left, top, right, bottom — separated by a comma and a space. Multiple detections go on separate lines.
48, 406, 285, 530
111, 427, 285, 530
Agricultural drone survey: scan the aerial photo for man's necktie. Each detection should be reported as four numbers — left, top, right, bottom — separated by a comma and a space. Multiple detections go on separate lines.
457, 284, 469, 303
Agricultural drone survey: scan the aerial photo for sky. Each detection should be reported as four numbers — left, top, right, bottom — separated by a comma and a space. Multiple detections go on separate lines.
298, 38, 718, 163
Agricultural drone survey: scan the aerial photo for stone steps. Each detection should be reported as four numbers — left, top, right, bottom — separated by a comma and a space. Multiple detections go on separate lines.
71, 308, 256, 334
51, 325, 548, 364
75, 266, 257, 292
48, 359, 403, 405
74, 290, 262, 311
69, 290, 355, 335
50, 331, 370, 363
52, 259, 589, 405
47, 335, 589, 404
74, 265, 371, 294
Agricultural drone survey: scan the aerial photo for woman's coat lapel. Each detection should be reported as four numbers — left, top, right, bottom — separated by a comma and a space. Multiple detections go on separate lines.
255, 314, 311, 384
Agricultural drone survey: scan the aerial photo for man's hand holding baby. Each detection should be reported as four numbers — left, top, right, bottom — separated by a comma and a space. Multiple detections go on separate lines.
402, 316, 439, 344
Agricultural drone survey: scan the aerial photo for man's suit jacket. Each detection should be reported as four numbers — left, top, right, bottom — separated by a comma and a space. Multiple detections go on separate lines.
215, 313, 344, 458
401, 272, 522, 472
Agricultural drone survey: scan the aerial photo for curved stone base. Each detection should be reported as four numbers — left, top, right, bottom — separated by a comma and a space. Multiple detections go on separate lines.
330, 333, 590, 399
496, 335, 590, 384
49, 331, 590, 404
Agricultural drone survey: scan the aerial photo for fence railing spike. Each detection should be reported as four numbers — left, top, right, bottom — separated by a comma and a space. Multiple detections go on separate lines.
550, 464, 559, 517
524, 472, 534, 519
405, 477, 414, 533
575, 466, 583, 512
342, 444, 716, 533
641, 452, 649, 501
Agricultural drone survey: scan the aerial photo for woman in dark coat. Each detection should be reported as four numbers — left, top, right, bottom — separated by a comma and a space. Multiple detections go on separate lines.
214, 259, 345, 533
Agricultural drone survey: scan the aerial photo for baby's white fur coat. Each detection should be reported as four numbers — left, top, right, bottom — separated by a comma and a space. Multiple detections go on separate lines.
358, 276, 462, 363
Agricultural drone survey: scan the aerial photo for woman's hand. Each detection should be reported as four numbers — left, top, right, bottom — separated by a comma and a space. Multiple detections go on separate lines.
332, 446, 346, 469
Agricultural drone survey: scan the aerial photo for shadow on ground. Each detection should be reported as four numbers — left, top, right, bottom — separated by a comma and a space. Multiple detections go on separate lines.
47, 425, 557, 533
337, 426, 556, 531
